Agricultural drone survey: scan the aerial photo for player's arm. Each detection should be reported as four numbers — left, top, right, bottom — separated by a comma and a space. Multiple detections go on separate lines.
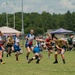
25, 35, 31, 41
12, 38, 14, 43
45, 41, 50, 44
45, 38, 51, 44
56, 45, 62, 50
6, 38, 10, 44
35, 38, 45, 42
25, 35, 29, 39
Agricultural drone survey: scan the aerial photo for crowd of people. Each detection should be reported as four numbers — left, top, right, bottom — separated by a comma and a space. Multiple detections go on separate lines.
0, 31, 22, 64
0, 29, 74, 64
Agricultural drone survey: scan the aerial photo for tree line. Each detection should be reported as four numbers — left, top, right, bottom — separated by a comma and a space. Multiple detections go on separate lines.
0, 10, 75, 35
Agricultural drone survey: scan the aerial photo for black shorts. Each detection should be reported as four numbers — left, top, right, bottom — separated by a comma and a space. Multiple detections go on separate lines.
47, 47, 52, 50
7, 44, 13, 48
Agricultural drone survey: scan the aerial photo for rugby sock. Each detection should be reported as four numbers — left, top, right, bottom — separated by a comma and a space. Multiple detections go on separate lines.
26, 55, 28, 60
55, 59, 58, 62
16, 57, 18, 61
53, 59, 58, 64
63, 59, 65, 64
0, 59, 2, 62
9, 51, 11, 56
7, 54, 8, 57
2, 52, 3, 57
26, 53, 30, 60
36, 59, 40, 64
28, 58, 33, 63
16, 54, 18, 61
56, 59, 58, 62
9, 53, 11, 56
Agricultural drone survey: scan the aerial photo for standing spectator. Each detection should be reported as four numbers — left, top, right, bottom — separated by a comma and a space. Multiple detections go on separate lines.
67, 34, 74, 51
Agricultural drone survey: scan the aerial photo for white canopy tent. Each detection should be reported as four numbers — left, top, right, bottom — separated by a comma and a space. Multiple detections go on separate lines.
0, 26, 22, 35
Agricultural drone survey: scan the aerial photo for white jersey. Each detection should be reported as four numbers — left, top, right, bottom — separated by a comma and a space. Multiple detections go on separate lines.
26, 34, 35, 45
14, 37, 20, 46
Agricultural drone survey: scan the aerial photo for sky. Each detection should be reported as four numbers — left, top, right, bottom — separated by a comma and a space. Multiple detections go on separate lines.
0, 0, 75, 14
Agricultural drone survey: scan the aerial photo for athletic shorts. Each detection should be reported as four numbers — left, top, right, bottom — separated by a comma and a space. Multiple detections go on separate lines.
62, 46, 67, 51
0, 46, 2, 50
16, 50, 23, 54
14, 45, 21, 51
25, 44, 33, 48
7, 44, 13, 48
33, 47, 41, 53
47, 47, 52, 50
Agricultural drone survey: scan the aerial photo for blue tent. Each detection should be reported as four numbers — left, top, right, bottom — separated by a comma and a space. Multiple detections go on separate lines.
50, 28, 73, 34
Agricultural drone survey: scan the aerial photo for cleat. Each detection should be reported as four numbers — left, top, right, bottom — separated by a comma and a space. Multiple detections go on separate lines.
1, 61, 5, 64
28, 59, 31, 63
53, 61, 58, 64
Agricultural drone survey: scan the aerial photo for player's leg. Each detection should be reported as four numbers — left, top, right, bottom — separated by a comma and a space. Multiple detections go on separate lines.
16, 50, 23, 61
15, 51, 19, 61
36, 53, 42, 64
53, 51, 58, 64
31, 46, 34, 51
0, 51, 3, 63
53, 50, 60, 64
48, 49, 53, 58
28, 53, 39, 63
0, 50, 5, 64
7, 46, 11, 57
61, 49, 66, 64
26, 47, 31, 60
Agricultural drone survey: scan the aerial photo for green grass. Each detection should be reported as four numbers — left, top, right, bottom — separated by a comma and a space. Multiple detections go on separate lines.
0, 47, 75, 75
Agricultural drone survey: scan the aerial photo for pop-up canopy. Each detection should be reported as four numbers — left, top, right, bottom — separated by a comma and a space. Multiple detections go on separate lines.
50, 28, 73, 34
0, 26, 22, 35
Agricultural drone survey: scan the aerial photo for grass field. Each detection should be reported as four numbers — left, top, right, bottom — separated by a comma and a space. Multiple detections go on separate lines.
0, 47, 75, 75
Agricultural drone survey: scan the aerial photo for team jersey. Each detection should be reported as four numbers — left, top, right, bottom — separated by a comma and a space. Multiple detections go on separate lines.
46, 38, 52, 47
14, 36, 21, 51
35, 41, 42, 48
7, 37, 14, 45
26, 34, 35, 46
55, 39, 64, 48
0, 36, 4, 46
67, 37, 73, 45
14, 36, 20, 46
33, 41, 43, 53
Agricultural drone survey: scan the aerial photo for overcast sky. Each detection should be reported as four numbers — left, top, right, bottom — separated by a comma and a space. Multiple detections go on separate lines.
0, 0, 75, 14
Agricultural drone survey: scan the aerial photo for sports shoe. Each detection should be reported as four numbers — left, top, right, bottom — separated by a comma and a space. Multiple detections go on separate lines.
28, 59, 32, 63
1, 61, 5, 64
53, 61, 58, 64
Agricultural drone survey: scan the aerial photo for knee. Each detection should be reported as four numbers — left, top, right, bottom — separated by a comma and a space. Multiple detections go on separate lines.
28, 51, 30, 54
